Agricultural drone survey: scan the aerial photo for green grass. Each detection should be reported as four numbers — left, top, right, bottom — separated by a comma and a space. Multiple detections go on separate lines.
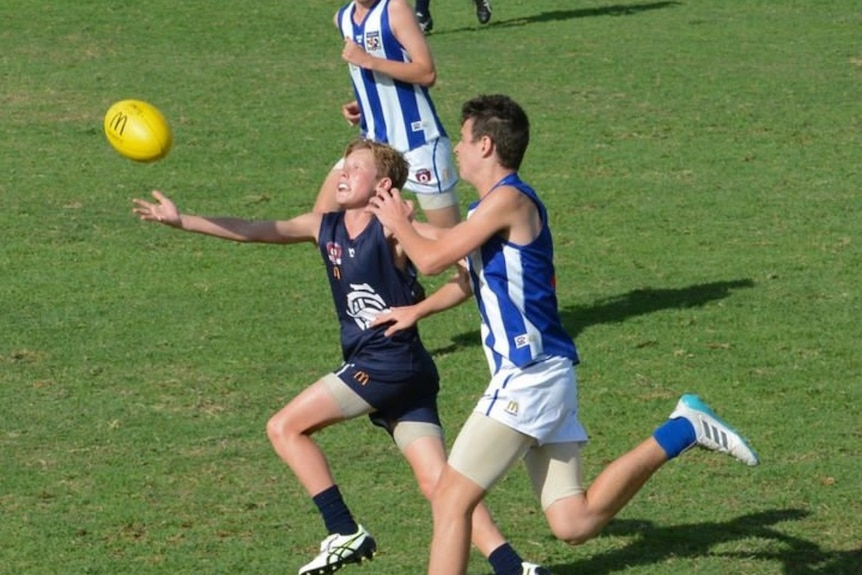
1, 0, 860, 573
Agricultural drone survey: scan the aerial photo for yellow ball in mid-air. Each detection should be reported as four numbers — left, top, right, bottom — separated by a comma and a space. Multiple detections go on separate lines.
103, 99, 172, 162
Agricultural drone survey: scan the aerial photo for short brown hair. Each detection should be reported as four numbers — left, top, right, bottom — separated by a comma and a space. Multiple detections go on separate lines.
461, 94, 530, 171
344, 138, 409, 189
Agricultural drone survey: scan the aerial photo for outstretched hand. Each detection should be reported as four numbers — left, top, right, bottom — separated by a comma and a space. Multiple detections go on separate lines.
370, 305, 421, 337
132, 190, 181, 227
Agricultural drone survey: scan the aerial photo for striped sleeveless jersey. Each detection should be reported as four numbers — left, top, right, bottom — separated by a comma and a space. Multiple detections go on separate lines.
336, 0, 447, 151
466, 173, 579, 375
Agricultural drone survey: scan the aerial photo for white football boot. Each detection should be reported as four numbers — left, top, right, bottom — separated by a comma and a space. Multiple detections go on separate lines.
522, 562, 552, 575
298, 525, 376, 575
670, 393, 760, 466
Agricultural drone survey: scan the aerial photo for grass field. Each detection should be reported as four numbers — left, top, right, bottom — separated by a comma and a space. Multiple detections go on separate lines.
1, 1, 860, 573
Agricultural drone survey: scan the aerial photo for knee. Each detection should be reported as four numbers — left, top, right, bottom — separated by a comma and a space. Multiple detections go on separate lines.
545, 508, 600, 546
548, 520, 596, 546
416, 472, 438, 501
266, 411, 297, 444
429, 471, 481, 521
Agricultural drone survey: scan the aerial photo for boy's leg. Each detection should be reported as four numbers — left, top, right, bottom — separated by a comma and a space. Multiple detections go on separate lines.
428, 413, 534, 575
397, 420, 550, 575
415, 192, 460, 228
537, 439, 667, 545
266, 376, 352, 496
414, 0, 433, 33
474, 0, 492, 24
537, 394, 758, 545
267, 375, 377, 575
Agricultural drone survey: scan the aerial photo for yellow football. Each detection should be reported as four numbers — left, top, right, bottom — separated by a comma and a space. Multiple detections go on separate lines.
103, 99, 172, 162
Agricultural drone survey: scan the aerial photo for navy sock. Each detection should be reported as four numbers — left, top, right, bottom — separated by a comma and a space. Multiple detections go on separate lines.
415, 0, 430, 14
488, 543, 523, 575
653, 417, 697, 459
312, 485, 358, 536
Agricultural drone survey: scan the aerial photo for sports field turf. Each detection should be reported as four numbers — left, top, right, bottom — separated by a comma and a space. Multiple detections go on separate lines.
1, 1, 859, 573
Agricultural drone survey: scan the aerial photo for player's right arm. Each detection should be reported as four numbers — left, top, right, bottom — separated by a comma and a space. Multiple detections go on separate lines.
133, 190, 321, 244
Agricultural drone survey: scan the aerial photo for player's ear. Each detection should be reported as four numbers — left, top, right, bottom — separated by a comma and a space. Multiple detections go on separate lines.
480, 135, 494, 157
376, 177, 393, 193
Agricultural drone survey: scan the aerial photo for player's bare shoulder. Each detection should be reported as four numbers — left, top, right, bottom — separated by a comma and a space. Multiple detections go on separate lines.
483, 184, 541, 245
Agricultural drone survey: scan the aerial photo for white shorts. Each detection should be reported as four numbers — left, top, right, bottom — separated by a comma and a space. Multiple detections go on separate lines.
332, 137, 458, 200
475, 355, 588, 445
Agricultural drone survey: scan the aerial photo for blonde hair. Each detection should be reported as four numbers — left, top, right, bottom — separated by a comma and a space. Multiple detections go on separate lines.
344, 138, 409, 189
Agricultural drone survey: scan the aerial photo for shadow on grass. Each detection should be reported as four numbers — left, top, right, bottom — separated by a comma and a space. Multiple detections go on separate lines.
560, 278, 755, 338
437, 1, 681, 34
547, 509, 861, 575
430, 279, 754, 355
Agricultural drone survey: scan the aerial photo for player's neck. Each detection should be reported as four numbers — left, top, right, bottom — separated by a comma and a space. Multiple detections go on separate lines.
353, 0, 374, 20
343, 208, 373, 238
474, 167, 517, 199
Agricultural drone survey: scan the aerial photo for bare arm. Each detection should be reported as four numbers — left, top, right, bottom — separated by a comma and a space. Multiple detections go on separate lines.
369, 186, 530, 275
132, 190, 321, 244
371, 265, 472, 336
341, 0, 436, 87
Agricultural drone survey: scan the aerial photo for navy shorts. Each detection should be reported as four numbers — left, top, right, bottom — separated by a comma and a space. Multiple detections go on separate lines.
333, 355, 441, 431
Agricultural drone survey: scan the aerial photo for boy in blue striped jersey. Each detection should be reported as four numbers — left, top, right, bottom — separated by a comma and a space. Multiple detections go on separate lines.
314, 0, 461, 229
369, 94, 760, 575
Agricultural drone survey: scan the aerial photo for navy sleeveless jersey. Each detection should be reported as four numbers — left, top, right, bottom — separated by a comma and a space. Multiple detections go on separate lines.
318, 212, 433, 377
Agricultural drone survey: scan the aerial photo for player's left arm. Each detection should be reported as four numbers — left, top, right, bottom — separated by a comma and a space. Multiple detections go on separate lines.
371, 264, 472, 337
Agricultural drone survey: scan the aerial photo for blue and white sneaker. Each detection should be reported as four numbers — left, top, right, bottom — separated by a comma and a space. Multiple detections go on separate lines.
522, 562, 552, 575
298, 525, 376, 575
670, 394, 760, 466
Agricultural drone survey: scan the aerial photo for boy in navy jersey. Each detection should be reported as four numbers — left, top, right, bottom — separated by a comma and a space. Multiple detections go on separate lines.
132, 138, 549, 575
369, 95, 760, 575
314, 0, 461, 228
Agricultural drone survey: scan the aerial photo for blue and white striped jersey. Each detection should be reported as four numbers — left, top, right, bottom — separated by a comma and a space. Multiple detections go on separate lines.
466, 173, 579, 375
336, 0, 447, 151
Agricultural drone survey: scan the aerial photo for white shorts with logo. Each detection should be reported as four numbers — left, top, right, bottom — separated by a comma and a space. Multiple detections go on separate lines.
477, 355, 588, 445
447, 356, 589, 507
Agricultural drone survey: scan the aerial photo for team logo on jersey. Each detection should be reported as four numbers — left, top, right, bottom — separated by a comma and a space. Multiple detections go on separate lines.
416, 168, 432, 184
504, 400, 519, 416
346, 282, 388, 330
514, 334, 532, 349
327, 242, 343, 279
364, 31, 381, 52
326, 242, 343, 266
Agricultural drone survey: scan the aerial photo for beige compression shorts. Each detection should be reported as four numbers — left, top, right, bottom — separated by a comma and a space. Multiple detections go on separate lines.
448, 412, 587, 510
321, 373, 443, 452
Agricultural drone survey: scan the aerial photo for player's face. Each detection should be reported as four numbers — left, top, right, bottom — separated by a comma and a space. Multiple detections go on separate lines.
454, 119, 481, 181
336, 149, 379, 208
